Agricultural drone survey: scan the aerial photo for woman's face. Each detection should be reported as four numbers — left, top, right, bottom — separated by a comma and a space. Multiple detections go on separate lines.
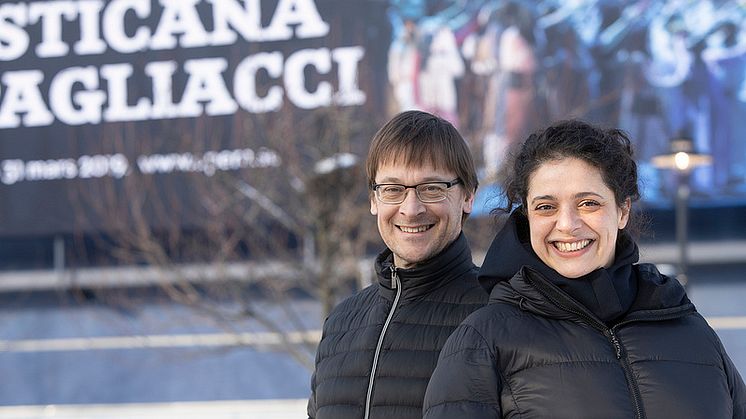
526, 157, 630, 278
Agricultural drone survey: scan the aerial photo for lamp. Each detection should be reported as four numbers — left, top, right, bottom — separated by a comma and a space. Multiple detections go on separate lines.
652, 136, 712, 289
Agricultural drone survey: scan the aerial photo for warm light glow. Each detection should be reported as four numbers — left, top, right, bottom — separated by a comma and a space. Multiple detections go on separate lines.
674, 151, 690, 171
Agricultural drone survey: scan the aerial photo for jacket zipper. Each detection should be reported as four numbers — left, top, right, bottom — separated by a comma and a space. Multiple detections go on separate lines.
604, 307, 695, 419
521, 268, 697, 419
607, 328, 645, 419
521, 269, 648, 419
364, 265, 401, 419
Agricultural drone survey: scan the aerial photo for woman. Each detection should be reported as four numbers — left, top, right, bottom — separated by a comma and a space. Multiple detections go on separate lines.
423, 120, 745, 418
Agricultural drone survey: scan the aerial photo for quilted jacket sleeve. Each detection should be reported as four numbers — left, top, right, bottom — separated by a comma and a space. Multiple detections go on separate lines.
307, 368, 317, 419
308, 320, 326, 419
719, 337, 746, 418
423, 323, 501, 418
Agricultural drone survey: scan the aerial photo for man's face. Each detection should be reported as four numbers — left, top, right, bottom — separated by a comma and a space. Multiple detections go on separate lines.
370, 163, 473, 269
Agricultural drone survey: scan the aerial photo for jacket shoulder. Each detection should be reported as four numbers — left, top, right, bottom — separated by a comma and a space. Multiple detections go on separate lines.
429, 266, 488, 305
459, 300, 530, 336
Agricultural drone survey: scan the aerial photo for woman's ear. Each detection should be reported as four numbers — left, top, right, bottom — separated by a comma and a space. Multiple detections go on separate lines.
618, 198, 631, 229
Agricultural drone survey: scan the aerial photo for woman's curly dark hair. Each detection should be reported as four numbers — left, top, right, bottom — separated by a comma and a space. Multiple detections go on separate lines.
496, 119, 641, 231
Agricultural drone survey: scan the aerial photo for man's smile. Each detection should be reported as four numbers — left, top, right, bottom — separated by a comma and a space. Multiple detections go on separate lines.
397, 224, 434, 233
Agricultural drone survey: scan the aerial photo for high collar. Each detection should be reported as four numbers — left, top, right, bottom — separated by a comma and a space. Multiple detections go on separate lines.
375, 232, 476, 302
482, 209, 690, 324
478, 208, 642, 323
490, 263, 692, 328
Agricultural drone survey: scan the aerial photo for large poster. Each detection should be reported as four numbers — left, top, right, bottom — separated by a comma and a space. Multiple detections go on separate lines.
384, 0, 746, 209
2, 0, 745, 237
0, 0, 389, 236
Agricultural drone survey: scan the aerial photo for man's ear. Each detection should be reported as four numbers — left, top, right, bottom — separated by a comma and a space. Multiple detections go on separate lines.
370, 197, 378, 216
463, 192, 475, 215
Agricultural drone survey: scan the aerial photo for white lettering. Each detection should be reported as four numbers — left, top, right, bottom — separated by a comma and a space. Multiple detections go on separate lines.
151, 0, 209, 50
26, 159, 78, 181
206, 0, 262, 45
0, 70, 54, 128
179, 58, 238, 117
145, 60, 180, 119
285, 48, 331, 109
266, 0, 329, 40
0, 4, 30, 61
0, 43, 367, 127
234, 52, 284, 113
0, 155, 130, 184
74, 0, 106, 55
0, 0, 334, 61
101, 63, 151, 121
136, 147, 281, 176
1, 160, 25, 185
103, 0, 151, 53
332, 46, 365, 106
28, 1, 77, 58
49, 66, 106, 125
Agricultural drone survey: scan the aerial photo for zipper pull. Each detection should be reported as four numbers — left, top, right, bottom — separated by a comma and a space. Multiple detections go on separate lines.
390, 266, 398, 289
609, 330, 623, 359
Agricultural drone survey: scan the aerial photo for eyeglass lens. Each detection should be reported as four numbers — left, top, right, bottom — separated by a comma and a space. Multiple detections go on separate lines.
377, 183, 449, 203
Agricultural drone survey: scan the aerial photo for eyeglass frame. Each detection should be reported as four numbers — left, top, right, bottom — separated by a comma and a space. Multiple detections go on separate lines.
371, 178, 462, 204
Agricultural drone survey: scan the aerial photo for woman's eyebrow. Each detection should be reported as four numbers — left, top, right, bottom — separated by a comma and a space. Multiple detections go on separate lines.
530, 194, 554, 204
530, 192, 605, 204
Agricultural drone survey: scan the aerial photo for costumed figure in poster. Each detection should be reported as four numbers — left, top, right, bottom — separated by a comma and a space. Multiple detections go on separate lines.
483, 2, 540, 181
418, 25, 465, 126
702, 17, 746, 192
388, 17, 423, 112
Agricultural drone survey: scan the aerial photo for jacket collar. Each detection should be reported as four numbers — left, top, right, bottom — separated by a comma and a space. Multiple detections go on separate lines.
480, 209, 691, 325
490, 264, 693, 328
374, 232, 476, 302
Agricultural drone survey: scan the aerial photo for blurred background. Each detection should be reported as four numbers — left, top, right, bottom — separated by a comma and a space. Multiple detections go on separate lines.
0, 0, 745, 417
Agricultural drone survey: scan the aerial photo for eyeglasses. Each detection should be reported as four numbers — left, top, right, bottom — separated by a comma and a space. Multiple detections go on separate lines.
372, 179, 462, 204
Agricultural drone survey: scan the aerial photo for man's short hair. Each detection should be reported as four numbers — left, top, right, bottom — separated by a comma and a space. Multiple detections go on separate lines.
366, 110, 478, 213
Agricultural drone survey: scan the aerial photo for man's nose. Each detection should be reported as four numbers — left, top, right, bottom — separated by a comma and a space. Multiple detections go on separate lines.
398, 189, 426, 216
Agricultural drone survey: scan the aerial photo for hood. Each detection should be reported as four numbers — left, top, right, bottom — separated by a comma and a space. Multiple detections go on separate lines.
478, 209, 552, 293
629, 263, 690, 312
483, 210, 691, 323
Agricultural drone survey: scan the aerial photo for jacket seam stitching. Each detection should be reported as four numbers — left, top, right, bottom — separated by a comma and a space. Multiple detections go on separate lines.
632, 359, 720, 368
508, 359, 619, 375
448, 323, 519, 416
497, 354, 524, 418
425, 399, 501, 415
437, 323, 495, 362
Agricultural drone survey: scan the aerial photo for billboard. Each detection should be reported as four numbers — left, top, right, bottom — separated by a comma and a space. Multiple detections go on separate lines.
2, 0, 745, 237
0, 0, 390, 236
382, 0, 746, 210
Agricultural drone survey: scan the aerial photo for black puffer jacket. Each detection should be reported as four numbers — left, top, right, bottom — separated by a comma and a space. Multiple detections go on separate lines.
308, 233, 488, 419
424, 212, 746, 419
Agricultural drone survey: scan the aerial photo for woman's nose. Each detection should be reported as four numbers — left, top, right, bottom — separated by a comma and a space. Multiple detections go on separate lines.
556, 206, 581, 232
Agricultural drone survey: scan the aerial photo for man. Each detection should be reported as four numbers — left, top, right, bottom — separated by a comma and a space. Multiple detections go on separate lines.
308, 110, 488, 419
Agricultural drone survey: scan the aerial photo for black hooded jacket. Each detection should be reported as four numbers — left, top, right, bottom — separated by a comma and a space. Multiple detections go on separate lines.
308, 233, 487, 419
423, 211, 746, 418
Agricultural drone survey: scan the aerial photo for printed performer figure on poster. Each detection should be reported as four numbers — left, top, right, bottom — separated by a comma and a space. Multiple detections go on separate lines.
418, 25, 465, 126
388, 17, 422, 112
483, 2, 540, 181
